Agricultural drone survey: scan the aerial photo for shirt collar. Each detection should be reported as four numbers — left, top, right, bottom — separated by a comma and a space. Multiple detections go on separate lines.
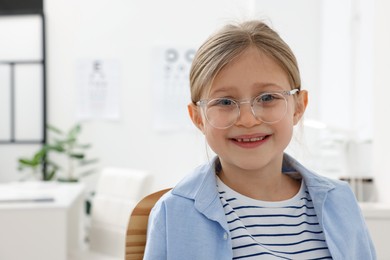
171, 153, 335, 229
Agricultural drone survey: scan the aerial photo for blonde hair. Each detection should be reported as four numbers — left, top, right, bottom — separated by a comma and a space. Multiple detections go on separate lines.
189, 20, 301, 103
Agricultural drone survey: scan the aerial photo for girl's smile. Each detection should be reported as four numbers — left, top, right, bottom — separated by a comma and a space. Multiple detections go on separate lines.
229, 133, 271, 149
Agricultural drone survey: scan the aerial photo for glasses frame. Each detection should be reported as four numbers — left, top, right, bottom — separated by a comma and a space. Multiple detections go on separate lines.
196, 88, 300, 129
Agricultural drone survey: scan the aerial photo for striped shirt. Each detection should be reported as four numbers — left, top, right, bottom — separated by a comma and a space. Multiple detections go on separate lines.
217, 177, 332, 260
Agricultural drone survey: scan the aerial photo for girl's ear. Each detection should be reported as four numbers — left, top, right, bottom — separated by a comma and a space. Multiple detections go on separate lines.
293, 90, 308, 125
188, 103, 205, 133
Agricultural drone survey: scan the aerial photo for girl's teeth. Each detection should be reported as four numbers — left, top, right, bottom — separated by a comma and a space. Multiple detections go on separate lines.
237, 136, 265, 142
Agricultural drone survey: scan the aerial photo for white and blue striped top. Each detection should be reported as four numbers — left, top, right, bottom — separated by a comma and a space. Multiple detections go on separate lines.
217, 177, 332, 260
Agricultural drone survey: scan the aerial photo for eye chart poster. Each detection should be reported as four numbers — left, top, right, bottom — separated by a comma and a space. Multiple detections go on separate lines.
152, 46, 196, 132
76, 59, 121, 120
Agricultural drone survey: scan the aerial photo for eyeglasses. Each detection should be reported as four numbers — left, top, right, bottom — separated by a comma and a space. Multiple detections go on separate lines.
196, 89, 299, 129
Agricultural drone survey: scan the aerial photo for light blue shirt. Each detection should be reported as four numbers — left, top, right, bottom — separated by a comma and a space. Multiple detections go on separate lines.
144, 154, 376, 259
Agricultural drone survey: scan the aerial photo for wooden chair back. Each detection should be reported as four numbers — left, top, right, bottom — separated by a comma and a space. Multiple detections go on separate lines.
125, 188, 171, 260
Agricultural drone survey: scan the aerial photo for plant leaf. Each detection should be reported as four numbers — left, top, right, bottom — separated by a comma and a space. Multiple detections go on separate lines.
75, 143, 92, 149
78, 158, 99, 166
47, 124, 63, 135
45, 168, 57, 181
19, 158, 38, 167
47, 144, 65, 152
56, 137, 76, 146
70, 153, 85, 159
68, 124, 81, 139
32, 148, 47, 161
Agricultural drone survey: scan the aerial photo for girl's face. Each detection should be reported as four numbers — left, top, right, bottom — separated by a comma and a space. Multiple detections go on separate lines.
189, 47, 307, 174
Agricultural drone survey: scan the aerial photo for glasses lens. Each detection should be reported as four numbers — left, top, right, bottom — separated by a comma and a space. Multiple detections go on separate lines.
205, 98, 239, 129
252, 93, 287, 123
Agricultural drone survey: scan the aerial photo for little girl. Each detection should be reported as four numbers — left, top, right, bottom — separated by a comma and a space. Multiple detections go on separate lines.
144, 20, 376, 259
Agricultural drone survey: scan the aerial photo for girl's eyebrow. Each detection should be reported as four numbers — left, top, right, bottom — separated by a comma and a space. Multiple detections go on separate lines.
209, 83, 286, 96
253, 83, 286, 91
209, 87, 233, 96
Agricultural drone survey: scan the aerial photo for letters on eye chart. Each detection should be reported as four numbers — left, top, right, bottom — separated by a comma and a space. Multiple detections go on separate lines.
152, 46, 196, 132
75, 59, 121, 121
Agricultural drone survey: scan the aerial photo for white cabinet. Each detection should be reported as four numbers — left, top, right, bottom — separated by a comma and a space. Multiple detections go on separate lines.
360, 203, 390, 260
0, 182, 85, 260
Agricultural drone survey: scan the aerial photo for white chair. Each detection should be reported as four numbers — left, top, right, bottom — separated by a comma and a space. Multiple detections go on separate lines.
70, 167, 152, 260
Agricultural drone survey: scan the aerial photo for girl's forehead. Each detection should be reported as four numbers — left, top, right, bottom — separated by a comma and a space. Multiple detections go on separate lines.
205, 49, 290, 97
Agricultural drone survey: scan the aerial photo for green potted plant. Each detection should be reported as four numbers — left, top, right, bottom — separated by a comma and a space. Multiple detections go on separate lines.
18, 123, 98, 182
17, 145, 59, 181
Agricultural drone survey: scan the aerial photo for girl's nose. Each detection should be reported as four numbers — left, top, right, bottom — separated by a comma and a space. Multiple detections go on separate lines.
235, 103, 262, 128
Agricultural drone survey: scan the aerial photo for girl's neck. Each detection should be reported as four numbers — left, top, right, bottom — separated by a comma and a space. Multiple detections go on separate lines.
217, 158, 300, 201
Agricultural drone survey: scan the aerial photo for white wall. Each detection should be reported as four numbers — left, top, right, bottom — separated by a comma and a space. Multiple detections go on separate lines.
373, 0, 390, 203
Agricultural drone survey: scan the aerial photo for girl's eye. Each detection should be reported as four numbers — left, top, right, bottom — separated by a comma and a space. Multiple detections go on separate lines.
256, 93, 279, 103
209, 98, 235, 107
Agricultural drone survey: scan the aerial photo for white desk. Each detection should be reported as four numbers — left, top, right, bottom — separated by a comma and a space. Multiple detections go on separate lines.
0, 181, 85, 260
